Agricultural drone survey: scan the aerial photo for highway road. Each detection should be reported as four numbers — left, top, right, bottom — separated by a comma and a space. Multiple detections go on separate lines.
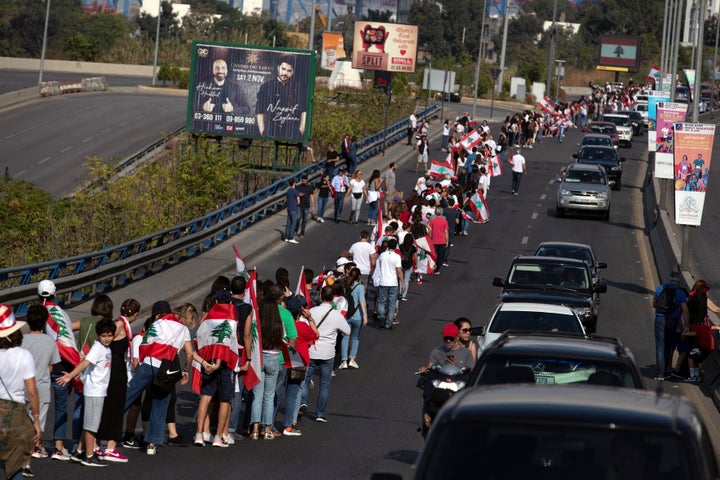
27, 120, 720, 479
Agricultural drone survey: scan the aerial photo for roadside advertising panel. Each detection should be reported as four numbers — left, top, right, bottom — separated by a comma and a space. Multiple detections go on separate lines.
186, 41, 315, 143
647, 90, 670, 151
673, 123, 715, 225
352, 21, 419, 73
654, 102, 687, 179
321, 32, 346, 70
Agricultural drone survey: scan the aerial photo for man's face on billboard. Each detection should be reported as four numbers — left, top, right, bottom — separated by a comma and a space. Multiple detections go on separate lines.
277, 62, 294, 83
213, 60, 228, 84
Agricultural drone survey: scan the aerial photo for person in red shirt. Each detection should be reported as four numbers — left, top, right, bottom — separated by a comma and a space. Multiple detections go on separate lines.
427, 207, 449, 273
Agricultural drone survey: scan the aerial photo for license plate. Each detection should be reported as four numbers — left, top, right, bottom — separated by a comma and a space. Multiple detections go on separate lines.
436, 381, 461, 391
535, 375, 555, 384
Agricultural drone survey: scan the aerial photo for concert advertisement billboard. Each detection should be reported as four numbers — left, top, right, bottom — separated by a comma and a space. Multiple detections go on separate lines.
186, 41, 316, 143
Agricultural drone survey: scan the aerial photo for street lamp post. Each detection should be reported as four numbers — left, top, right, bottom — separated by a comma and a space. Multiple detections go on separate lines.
151, 3, 162, 86
545, 0, 559, 97
555, 59, 565, 103
472, 0, 488, 120
38, 0, 51, 86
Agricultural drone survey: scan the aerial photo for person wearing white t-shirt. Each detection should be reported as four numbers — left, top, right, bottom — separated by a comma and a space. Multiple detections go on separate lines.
57, 318, 115, 467
348, 231, 377, 284
509, 148, 527, 195
374, 238, 405, 329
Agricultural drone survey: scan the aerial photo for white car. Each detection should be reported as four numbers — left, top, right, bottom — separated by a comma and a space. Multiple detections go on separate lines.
476, 302, 586, 354
602, 113, 633, 147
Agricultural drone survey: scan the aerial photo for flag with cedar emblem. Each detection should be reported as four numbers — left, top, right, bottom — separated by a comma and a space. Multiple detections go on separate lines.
295, 266, 311, 305
233, 245, 249, 279
429, 153, 456, 179
456, 130, 482, 152
139, 314, 187, 362
241, 270, 264, 391
191, 303, 239, 394
539, 97, 556, 114
44, 301, 80, 367
464, 189, 490, 223
414, 236, 436, 275
489, 154, 503, 177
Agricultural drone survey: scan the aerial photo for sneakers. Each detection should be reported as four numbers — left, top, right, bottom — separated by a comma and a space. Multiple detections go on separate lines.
669, 370, 683, 380
270, 426, 282, 438
338, 361, 348, 370
122, 437, 140, 450
263, 431, 275, 440
392, 319, 400, 325
221, 434, 235, 445
202, 432, 212, 443
212, 435, 229, 447
31, 447, 48, 459
318, 217, 325, 223
145, 444, 156, 455
194, 433, 205, 447
283, 427, 302, 436
686, 375, 701, 382
653, 375, 666, 381
348, 359, 359, 369
93, 447, 104, 458
287, 239, 299, 244
167, 434, 185, 446
102, 448, 128, 463
315, 417, 328, 423
298, 403, 308, 419
400, 297, 408, 302
22, 466, 34, 478
81, 455, 107, 467
69, 450, 84, 463
51, 448, 71, 461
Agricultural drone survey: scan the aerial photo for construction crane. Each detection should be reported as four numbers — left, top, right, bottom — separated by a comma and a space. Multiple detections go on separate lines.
315, 3, 327, 29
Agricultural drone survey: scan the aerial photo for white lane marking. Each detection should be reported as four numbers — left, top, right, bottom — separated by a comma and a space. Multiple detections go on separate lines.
38, 157, 51, 164
16, 169, 27, 177
531, 212, 538, 219
521, 236, 529, 244
540, 194, 547, 200
60, 146, 72, 153
101, 128, 111, 134
82, 137, 94, 143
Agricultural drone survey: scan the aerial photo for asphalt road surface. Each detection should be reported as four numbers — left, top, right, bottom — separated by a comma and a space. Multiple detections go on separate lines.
29, 122, 720, 479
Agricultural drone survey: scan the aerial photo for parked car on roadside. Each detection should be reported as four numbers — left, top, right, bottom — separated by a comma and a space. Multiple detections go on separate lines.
634, 101, 649, 126
577, 133, 616, 154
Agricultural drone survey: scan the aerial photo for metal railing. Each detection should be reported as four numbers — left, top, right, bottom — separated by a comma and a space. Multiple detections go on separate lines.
2, 103, 440, 315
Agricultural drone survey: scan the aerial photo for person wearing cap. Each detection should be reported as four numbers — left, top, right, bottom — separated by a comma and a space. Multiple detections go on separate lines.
418, 323, 475, 373
331, 167, 350, 223
124, 300, 204, 455
37, 280, 83, 461
0, 304, 42, 480
509, 147, 526, 195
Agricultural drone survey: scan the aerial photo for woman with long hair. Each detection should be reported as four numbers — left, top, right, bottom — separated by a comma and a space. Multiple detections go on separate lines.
246, 284, 284, 440
338, 268, 368, 370
345, 170, 368, 224
454, 317, 478, 362
366, 169, 383, 225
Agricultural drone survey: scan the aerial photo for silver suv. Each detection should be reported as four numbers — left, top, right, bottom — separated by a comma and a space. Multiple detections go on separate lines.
556, 163, 613, 220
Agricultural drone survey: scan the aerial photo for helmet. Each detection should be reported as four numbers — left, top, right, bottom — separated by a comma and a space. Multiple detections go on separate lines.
37, 280, 56, 298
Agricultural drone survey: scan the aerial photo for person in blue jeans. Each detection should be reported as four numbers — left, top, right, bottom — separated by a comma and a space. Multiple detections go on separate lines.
295, 174, 315, 238
338, 268, 368, 370
284, 179, 300, 243
652, 272, 689, 380
315, 173, 331, 223
300, 287, 350, 422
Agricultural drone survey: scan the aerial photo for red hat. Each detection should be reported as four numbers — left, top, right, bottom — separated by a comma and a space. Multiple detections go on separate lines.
442, 323, 459, 339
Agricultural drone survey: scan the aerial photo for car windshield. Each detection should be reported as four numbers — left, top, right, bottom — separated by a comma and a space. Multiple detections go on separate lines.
581, 137, 611, 147
589, 125, 615, 134
508, 264, 590, 290
421, 423, 691, 479
563, 169, 606, 185
489, 311, 584, 334
604, 116, 630, 126
536, 246, 593, 265
579, 148, 617, 163
473, 357, 638, 387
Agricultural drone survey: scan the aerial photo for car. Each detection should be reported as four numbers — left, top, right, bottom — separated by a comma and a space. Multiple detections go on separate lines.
438, 91, 461, 102
586, 121, 619, 147
573, 145, 625, 189
634, 101, 649, 126
576, 133, 617, 154
534, 241, 607, 284
675, 85, 690, 103
475, 302, 585, 354
555, 163, 613, 220
601, 113, 633, 147
392, 384, 719, 479
616, 109, 644, 136
492, 255, 607, 333
468, 331, 644, 388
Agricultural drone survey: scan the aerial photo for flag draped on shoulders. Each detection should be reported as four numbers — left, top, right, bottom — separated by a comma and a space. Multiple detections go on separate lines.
192, 303, 239, 394
241, 270, 264, 391
139, 314, 186, 362
414, 236, 437, 275
44, 302, 80, 367
464, 189, 490, 223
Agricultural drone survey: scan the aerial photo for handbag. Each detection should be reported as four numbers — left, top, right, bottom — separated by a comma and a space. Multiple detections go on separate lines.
289, 366, 307, 382
153, 356, 183, 393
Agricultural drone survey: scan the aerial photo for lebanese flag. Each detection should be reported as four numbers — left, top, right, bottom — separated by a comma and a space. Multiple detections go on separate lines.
489, 154, 503, 177
241, 270, 264, 391
233, 245, 249, 280
464, 189, 490, 223
548, 117, 564, 134
371, 204, 384, 243
311, 268, 327, 287
539, 97, 555, 114
329, 183, 337, 199
456, 130, 482, 152
647, 65, 660, 83
429, 157, 455, 179
139, 314, 187, 362
44, 301, 80, 367
414, 236, 437, 275
295, 266, 311, 305
196, 303, 239, 368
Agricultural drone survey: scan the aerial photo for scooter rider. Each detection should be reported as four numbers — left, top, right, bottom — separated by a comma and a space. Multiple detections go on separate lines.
418, 323, 475, 372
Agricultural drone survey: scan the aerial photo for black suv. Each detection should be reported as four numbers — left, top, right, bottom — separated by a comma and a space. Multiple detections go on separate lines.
467, 331, 644, 389
573, 145, 625, 189
385, 384, 720, 479
493, 256, 607, 333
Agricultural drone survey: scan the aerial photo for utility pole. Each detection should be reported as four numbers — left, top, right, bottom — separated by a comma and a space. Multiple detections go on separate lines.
545, 0, 559, 97
472, 0, 488, 119
497, 0, 510, 94
38, 0, 51, 85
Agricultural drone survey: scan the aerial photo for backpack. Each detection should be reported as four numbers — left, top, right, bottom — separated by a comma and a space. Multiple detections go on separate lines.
344, 284, 360, 318
656, 285, 677, 314
400, 245, 415, 269
418, 140, 426, 154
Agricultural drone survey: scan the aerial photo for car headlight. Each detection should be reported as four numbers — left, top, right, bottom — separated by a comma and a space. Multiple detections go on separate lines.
596, 191, 608, 199
560, 189, 572, 196
572, 306, 592, 319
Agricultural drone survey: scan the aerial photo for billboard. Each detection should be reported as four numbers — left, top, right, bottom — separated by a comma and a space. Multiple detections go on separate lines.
654, 102, 688, 179
352, 21, 419, 73
673, 123, 715, 226
186, 42, 316, 143
597, 35, 640, 72
321, 32, 347, 70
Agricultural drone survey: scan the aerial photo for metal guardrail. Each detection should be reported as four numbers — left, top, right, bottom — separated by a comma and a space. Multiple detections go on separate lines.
3, 103, 441, 315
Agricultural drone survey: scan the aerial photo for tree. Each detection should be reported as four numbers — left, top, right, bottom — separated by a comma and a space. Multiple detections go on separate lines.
134, 0, 180, 41
363, 9, 393, 21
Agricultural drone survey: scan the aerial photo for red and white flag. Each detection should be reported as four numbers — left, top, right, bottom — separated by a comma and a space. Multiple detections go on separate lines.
192, 303, 239, 394
241, 270, 264, 391
44, 301, 80, 367
456, 130, 483, 152
489, 154, 503, 177
414, 236, 437, 275
429, 154, 456, 179
464, 189, 490, 223
647, 65, 660, 83
233, 245, 249, 279
139, 313, 188, 362
538, 97, 556, 114
295, 266, 311, 305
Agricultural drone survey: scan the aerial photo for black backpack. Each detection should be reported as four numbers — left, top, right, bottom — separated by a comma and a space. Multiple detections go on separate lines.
656, 285, 677, 314
344, 284, 360, 318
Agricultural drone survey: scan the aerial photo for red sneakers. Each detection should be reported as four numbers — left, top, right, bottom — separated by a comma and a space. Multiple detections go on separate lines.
101, 448, 128, 463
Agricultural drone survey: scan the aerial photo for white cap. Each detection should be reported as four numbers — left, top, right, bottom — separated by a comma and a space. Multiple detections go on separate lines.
38, 279, 56, 298
336, 257, 350, 267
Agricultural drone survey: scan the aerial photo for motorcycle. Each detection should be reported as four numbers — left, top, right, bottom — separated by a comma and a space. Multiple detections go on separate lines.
416, 363, 469, 438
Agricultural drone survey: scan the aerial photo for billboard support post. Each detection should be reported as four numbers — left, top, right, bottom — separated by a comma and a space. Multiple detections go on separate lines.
383, 75, 393, 155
